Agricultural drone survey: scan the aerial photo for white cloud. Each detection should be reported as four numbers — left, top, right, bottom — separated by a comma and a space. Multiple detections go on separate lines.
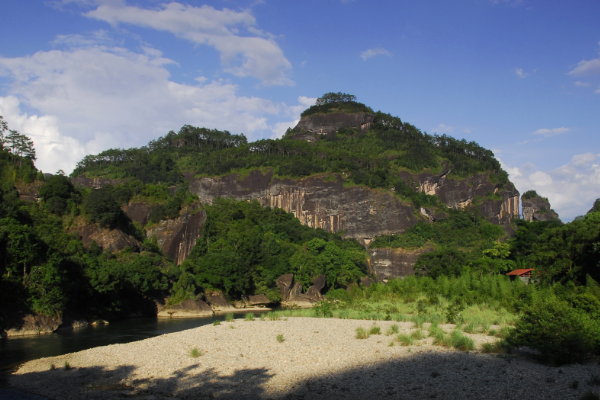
0, 43, 308, 174
502, 153, 600, 221
532, 127, 570, 137
568, 58, 600, 76
574, 81, 591, 87
83, 1, 292, 86
360, 46, 392, 61
514, 67, 528, 79
431, 123, 454, 133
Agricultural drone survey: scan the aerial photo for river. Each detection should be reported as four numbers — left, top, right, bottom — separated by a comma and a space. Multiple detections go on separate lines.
0, 310, 268, 376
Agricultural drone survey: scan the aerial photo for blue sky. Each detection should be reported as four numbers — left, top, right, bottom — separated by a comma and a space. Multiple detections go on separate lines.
0, 0, 599, 220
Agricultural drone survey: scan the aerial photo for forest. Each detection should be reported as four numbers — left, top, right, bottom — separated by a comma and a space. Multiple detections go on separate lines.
1, 94, 600, 364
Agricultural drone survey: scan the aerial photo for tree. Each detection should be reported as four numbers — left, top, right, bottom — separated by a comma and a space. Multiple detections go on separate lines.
315, 92, 357, 105
84, 189, 123, 228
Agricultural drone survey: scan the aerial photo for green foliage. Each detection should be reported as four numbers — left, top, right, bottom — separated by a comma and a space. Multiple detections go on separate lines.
190, 348, 202, 358
185, 198, 367, 299
276, 333, 284, 343
396, 334, 413, 346
522, 190, 539, 200
244, 313, 255, 321
369, 325, 381, 335
313, 301, 333, 318
212, 320, 221, 326
509, 296, 599, 364
225, 313, 234, 322
83, 188, 123, 228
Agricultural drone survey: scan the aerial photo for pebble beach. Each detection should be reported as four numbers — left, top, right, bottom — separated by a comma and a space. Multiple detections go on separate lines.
9, 317, 600, 399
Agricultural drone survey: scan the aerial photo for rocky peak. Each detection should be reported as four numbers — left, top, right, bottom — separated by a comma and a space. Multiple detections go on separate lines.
521, 190, 560, 222
292, 112, 374, 142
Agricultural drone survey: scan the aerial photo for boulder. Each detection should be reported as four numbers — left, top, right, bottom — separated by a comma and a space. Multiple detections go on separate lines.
73, 222, 142, 253
157, 298, 213, 318
283, 294, 317, 308
205, 290, 235, 311
276, 274, 294, 301
312, 275, 326, 292
304, 286, 324, 303
246, 294, 271, 307
56, 311, 90, 331
5, 314, 63, 337
289, 282, 303, 299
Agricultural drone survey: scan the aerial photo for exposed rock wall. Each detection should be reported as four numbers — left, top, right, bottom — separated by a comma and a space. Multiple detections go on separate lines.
189, 170, 418, 246
71, 174, 128, 189
73, 223, 142, 253
400, 170, 520, 226
522, 194, 560, 222
292, 112, 374, 142
146, 208, 207, 265
369, 247, 434, 281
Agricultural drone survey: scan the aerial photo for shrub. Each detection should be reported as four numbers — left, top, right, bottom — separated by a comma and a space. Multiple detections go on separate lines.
244, 313, 255, 321
190, 348, 202, 358
313, 301, 333, 318
225, 313, 234, 322
356, 327, 369, 339
276, 334, 284, 343
369, 326, 381, 335
212, 320, 221, 326
509, 296, 599, 364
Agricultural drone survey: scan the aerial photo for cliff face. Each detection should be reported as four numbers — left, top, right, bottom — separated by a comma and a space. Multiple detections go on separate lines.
73, 222, 142, 253
189, 170, 418, 246
292, 112, 374, 142
146, 207, 207, 265
369, 247, 434, 281
522, 194, 560, 222
71, 174, 127, 189
400, 169, 520, 226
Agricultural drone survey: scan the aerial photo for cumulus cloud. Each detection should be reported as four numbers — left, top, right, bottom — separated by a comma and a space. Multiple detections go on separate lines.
0, 42, 308, 173
503, 153, 600, 221
568, 58, 600, 76
514, 67, 528, 79
83, 1, 292, 86
532, 127, 570, 137
360, 46, 392, 61
431, 123, 454, 133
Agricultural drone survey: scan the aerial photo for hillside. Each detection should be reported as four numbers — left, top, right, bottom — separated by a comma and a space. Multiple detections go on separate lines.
2, 94, 599, 338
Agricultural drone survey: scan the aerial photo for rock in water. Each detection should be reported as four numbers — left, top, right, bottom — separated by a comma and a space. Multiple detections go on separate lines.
205, 290, 235, 311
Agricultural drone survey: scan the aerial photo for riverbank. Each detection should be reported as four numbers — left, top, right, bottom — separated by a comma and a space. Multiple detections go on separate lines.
9, 317, 600, 399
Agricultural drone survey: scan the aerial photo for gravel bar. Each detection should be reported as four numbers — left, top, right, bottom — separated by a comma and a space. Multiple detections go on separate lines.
9, 317, 600, 399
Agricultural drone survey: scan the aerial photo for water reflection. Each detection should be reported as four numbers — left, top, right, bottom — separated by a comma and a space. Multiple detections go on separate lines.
0, 310, 269, 373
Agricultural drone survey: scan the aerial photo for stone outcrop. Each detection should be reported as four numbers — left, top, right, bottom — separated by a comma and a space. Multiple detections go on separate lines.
146, 207, 207, 265
15, 181, 44, 202
369, 247, 434, 281
157, 298, 213, 318
71, 174, 128, 189
292, 112, 374, 142
400, 169, 520, 226
245, 294, 271, 307
278, 274, 328, 307
276, 274, 294, 301
190, 170, 418, 246
522, 193, 560, 222
4, 314, 63, 337
205, 290, 235, 311
73, 222, 142, 253
360, 277, 375, 288
123, 202, 156, 226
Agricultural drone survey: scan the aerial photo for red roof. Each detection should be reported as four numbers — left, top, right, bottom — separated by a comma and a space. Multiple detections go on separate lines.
507, 269, 534, 276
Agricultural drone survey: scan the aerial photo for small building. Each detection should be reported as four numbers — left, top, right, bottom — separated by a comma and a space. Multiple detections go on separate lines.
507, 269, 534, 284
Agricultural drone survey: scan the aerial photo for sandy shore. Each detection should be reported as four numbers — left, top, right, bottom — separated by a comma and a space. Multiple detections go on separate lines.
9, 317, 600, 399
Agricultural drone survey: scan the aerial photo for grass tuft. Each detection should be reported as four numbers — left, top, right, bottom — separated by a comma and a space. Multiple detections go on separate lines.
450, 330, 475, 351
369, 326, 381, 335
244, 313, 255, 321
267, 312, 279, 321
64, 361, 72, 370
225, 313, 234, 322
397, 334, 414, 346
50, 363, 56, 370
481, 340, 506, 354
229, 325, 235, 329
190, 348, 202, 358
276, 334, 284, 343
410, 329, 425, 340
355, 327, 369, 339
260, 314, 266, 321
212, 320, 221, 326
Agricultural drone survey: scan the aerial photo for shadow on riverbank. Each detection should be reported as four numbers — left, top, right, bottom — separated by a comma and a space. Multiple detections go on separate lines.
7, 351, 600, 399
